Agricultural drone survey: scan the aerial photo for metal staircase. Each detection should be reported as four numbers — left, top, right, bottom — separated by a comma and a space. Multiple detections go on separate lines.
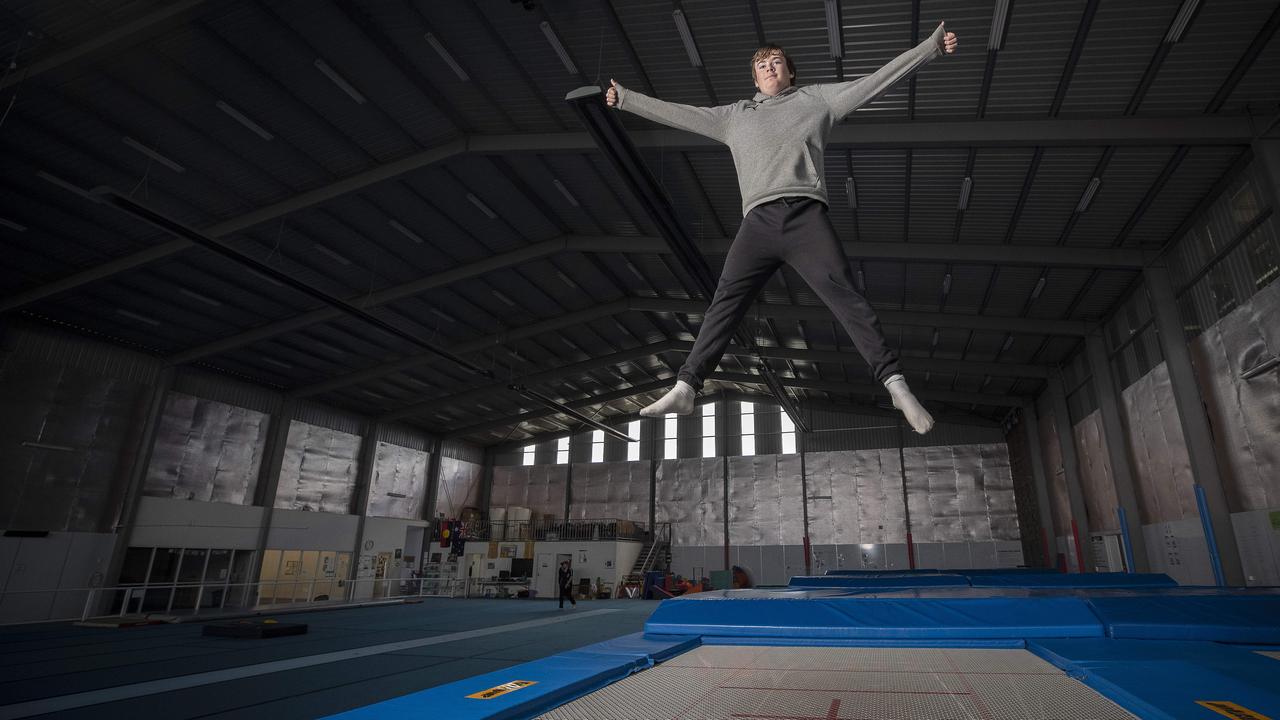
618, 525, 671, 598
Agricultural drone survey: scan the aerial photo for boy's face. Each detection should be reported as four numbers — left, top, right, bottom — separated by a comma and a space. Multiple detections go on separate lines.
753, 52, 793, 95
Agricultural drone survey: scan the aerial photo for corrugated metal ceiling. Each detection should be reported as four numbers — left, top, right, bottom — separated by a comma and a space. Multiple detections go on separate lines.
2, 0, 1275, 445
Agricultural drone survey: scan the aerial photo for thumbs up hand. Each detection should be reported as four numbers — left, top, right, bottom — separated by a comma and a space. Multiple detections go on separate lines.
606, 79, 620, 107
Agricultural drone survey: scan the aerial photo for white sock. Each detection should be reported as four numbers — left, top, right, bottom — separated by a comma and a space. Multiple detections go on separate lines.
884, 374, 934, 434
640, 380, 696, 417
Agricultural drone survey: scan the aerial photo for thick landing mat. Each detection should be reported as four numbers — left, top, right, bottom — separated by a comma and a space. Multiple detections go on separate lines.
1086, 594, 1280, 643
644, 596, 1105, 639
1030, 639, 1280, 720
320, 633, 696, 720
969, 572, 1177, 588
789, 573, 971, 589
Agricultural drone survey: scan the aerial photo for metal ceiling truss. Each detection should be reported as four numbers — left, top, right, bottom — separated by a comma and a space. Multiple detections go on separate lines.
157, 235, 1133, 363
1, 118, 1245, 314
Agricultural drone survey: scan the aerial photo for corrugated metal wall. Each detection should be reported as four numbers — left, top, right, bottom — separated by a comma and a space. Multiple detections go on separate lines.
172, 368, 281, 415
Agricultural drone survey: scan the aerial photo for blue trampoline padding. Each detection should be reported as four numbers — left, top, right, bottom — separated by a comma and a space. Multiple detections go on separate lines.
321, 632, 697, 720
644, 596, 1104, 639
1030, 639, 1280, 720
789, 573, 970, 588
1088, 594, 1280, 642
823, 568, 1057, 576
825, 569, 944, 575
969, 571, 1177, 588
699, 635, 1027, 648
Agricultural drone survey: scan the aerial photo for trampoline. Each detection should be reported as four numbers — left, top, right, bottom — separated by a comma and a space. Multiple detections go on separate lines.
326, 570, 1280, 720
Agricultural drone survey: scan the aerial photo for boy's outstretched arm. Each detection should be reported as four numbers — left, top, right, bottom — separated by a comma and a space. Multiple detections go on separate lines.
607, 78, 734, 144
819, 22, 958, 120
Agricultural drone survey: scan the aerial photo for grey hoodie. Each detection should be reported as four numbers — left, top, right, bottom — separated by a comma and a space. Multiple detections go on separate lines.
615, 23, 947, 216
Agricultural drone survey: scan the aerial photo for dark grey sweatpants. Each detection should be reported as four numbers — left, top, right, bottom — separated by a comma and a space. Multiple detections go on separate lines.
677, 197, 901, 389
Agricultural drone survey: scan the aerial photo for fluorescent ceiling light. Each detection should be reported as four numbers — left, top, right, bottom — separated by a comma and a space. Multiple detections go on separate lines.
556, 271, 579, 289
314, 58, 366, 104
122, 137, 185, 173
467, 193, 497, 219
540, 21, 578, 75
21, 441, 76, 452
625, 260, 645, 279
561, 336, 577, 349
388, 219, 425, 244
261, 356, 293, 369
116, 308, 160, 326
0, 217, 27, 232
492, 289, 516, 306
856, 268, 865, 289
248, 268, 285, 288
363, 389, 388, 400
1031, 275, 1046, 300
930, 330, 939, 348
215, 100, 273, 140
672, 9, 703, 67
824, 0, 843, 59
1165, 0, 1201, 43
179, 288, 222, 307
431, 308, 456, 323
958, 176, 972, 210
425, 33, 469, 81
942, 273, 952, 296
314, 341, 346, 355
552, 179, 579, 207
1001, 335, 1014, 352
1076, 177, 1101, 213
313, 244, 352, 265
989, 0, 1011, 50
37, 171, 96, 201
845, 177, 857, 209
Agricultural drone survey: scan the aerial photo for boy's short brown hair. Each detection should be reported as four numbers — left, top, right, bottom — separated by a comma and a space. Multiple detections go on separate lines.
750, 44, 797, 83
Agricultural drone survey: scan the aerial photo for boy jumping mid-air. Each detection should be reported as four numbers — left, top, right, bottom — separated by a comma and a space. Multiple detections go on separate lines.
608, 23, 959, 434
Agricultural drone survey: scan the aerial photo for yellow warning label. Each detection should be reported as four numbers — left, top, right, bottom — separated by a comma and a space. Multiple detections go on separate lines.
1197, 700, 1273, 720
466, 680, 537, 700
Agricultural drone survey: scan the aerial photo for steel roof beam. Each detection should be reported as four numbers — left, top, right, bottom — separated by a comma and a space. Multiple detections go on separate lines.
0, 0, 209, 90
707, 372, 1026, 407
5, 113, 1226, 312
632, 297, 1089, 337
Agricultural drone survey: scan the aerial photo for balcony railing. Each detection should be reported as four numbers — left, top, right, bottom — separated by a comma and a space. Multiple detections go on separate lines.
474, 517, 655, 542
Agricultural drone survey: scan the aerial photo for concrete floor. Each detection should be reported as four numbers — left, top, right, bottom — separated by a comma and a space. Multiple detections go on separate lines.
0, 598, 660, 720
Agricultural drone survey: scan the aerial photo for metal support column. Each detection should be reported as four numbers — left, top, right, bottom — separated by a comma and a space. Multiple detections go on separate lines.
799, 427, 811, 576
246, 396, 298, 595
1048, 373, 1092, 572
1254, 138, 1280, 210
103, 365, 175, 599
422, 437, 444, 522
1084, 332, 1150, 572
347, 421, 380, 594
1020, 402, 1058, 568
648, 418, 658, 534
1145, 265, 1245, 585
722, 455, 731, 571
